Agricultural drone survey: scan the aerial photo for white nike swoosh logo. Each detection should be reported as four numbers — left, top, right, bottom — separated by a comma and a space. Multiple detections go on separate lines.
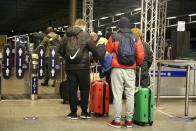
70, 48, 80, 60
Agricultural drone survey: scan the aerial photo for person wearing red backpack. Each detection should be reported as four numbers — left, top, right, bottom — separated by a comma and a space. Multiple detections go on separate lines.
106, 17, 144, 128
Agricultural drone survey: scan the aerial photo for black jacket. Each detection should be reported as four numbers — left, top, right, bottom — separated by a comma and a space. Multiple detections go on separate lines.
59, 27, 100, 70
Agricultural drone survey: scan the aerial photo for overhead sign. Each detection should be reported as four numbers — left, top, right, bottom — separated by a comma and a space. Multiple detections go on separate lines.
2, 44, 13, 79
177, 21, 185, 31
38, 46, 45, 79
49, 46, 58, 79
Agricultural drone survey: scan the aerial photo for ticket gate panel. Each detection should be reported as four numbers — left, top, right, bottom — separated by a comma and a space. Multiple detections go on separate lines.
1, 65, 31, 98
38, 47, 62, 98
1, 36, 31, 99
2, 44, 13, 79
37, 45, 45, 79
152, 61, 196, 96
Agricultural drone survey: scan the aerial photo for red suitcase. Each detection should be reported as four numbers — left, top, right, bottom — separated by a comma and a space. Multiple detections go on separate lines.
89, 80, 110, 116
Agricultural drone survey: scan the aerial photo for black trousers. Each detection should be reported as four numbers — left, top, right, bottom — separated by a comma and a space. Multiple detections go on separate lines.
44, 62, 49, 84
67, 69, 90, 113
105, 71, 113, 103
44, 62, 56, 85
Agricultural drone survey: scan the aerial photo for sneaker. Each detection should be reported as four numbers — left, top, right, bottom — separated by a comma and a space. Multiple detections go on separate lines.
125, 120, 133, 128
80, 111, 92, 119
41, 83, 49, 86
51, 84, 55, 87
67, 113, 78, 120
108, 120, 121, 128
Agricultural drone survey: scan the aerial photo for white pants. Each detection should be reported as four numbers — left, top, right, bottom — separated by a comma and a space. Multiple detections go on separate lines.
111, 68, 135, 122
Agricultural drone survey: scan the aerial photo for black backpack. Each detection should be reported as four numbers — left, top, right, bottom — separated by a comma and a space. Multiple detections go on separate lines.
65, 31, 83, 63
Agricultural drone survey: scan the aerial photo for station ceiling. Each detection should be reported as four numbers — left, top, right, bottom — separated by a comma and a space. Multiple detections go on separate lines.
0, 0, 196, 35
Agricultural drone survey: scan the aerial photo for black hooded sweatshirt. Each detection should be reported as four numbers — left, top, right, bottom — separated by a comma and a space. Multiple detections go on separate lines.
59, 27, 101, 70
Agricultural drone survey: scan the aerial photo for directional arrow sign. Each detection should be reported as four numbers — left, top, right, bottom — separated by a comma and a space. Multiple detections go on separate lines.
40, 59, 43, 67
40, 49, 44, 57
18, 48, 23, 56
51, 49, 55, 57
40, 69, 43, 76
33, 83, 36, 88
52, 59, 54, 67
51, 69, 55, 77
6, 58, 9, 66
19, 58, 22, 66
6, 48, 10, 56
18, 68, 22, 76
6, 68, 9, 76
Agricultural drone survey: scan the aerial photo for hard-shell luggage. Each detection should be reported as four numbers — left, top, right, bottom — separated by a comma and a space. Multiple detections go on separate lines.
133, 67, 154, 125
59, 80, 69, 103
133, 88, 154, 125
89, 80, 110, 116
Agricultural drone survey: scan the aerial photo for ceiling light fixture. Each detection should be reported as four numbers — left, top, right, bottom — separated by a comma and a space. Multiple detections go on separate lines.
188, 13, 196, 17
134, 7, 141, 11
115, 13, 125, 16
100, 17, 109, 20
166, 16, 176, 20
99, 24, 105, 27
111, 26, 117, 29
134, 22, 141, 25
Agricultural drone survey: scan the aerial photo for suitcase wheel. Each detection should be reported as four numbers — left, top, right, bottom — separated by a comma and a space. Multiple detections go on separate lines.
104, 113, 109, 117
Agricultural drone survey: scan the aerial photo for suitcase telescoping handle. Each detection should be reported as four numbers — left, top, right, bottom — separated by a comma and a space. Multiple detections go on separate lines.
138, 66, 141, 87
92, 62, 103, 81
92, 62, 99, 81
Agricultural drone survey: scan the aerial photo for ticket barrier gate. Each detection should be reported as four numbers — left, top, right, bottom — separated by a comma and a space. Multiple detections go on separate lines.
0, 35, 31, 99
30, 46, 64, 100
30, 53, 38, 100
154, 60, 196, 117
0, 37, 65, 100
36, 45, 64, 99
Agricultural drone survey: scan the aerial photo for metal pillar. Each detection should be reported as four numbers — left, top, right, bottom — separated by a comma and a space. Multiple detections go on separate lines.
70, 0, 77, 26
83, 0, 93, 32
141, 0, 159, 93
157, 0, 167, 60
156, 62, 162, 107
141, 0, 167, 96
185, 65, 191, 116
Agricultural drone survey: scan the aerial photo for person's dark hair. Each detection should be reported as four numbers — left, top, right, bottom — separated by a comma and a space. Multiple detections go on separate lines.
46, 27, 54, 34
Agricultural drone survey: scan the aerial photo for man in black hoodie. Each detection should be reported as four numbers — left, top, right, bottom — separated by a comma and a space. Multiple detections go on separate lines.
59, 19, 101, 120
